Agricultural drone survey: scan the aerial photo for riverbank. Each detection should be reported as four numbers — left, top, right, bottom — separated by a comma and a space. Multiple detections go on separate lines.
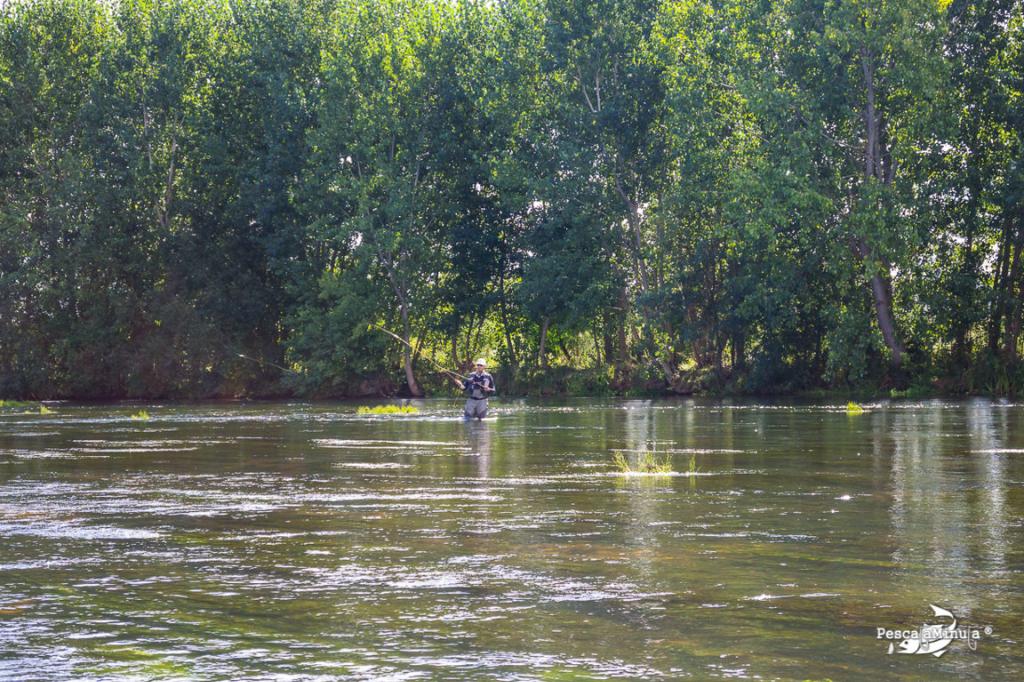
4, 369, 1019, 404
5, 348, 1023, 402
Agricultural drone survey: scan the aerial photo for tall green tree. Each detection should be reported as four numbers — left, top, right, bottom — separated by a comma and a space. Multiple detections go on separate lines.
752, 0, 951, 374
304, 0, 460, 395
535, 0, 676, 382
0, 0, 116, 396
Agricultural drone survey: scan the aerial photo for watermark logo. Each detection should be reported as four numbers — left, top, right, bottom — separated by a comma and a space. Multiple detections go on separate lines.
877, 604, 992, 657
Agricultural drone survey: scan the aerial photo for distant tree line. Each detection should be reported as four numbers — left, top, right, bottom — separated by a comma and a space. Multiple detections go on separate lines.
1, 0, 1022, 398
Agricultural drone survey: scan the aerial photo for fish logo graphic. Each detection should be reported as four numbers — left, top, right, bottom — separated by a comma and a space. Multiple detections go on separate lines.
878, 604, 990, 656
887, 605, 956, 657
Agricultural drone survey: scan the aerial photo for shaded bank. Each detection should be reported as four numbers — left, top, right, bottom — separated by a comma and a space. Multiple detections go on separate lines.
8, 364, 1020, 402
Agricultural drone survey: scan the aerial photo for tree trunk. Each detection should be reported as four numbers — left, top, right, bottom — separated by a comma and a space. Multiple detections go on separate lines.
1003, 226, 1023, 361
498, 263, 518, 369
603, 323, 615, 367
158, 134, 178, 232
378, 245, 421, 396
471, 317, 485, 360
559, 341, 573, 365
653, 351, 674, 383
990, 214, 1014, 353
538, 317, 550, 369
732, 331, 746, 372
859, 47, 904, 369
954, 120, 983, 366
869, 271, 904, 368
616, 289, 629, 373
399, 303, 422, 397
614, 176, 650, 293
613, 177, 674, 384
461, 314, 475, 368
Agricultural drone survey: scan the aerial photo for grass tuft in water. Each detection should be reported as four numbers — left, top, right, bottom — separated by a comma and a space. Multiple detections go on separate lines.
38, 404, 54, 415
0, 399, 36, 409
613, 451, 673, 475
846, 401, 865, 415
130, 410, 150, 421
687, 453, 700, 487
357, 404, 419, 415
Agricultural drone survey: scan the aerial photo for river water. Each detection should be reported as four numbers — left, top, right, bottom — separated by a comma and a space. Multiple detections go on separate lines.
1, 399, 1022, 680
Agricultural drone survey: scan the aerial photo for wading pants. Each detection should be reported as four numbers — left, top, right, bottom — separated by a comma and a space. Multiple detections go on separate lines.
464, 398, 488, 419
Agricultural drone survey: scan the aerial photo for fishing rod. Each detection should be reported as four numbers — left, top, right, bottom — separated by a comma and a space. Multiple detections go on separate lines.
236, 353, 301, 376
368, 325, 471, 381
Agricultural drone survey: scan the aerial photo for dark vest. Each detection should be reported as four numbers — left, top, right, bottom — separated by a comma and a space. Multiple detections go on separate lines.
465, 372, 494, 399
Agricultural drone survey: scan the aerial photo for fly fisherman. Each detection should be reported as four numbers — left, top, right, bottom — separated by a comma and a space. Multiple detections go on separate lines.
455, 359, 495, 420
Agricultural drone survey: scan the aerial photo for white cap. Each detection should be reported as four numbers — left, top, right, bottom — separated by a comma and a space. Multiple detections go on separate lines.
474, 358, 487, 367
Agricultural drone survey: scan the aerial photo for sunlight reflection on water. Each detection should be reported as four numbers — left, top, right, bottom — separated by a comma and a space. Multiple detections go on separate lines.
1, 399, 1022, 680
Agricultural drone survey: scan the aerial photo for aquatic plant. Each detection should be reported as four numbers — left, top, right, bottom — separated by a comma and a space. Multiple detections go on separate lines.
130, 410, 150, 421
687, 454, 700, 488
356, 404, 419, 415
38, 405, 54, 415
612, 451, 629, 472
612, 451, 673, 475
846, 402, 865, 415
0, 400, 35, 409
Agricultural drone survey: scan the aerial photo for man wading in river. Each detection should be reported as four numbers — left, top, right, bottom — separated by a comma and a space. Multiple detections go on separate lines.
455, 359, 495, 419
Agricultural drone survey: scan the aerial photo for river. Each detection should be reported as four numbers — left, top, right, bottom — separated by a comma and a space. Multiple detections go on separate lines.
1, 399, 1022, 680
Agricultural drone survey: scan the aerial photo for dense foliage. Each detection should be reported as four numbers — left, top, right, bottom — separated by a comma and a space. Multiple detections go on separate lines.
2, 0, 1022, 398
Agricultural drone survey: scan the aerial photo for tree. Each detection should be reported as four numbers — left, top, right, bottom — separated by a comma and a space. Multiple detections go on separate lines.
753, 0, 950, 373
304, 0, 462, 396
536, 0, 676, 382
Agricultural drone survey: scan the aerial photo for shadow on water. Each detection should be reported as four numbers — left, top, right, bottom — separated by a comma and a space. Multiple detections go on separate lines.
1, 399, 1022, 680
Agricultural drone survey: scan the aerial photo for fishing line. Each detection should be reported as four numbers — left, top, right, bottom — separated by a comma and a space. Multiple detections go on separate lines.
368, 325, 470, 381
236, 354, 301, 375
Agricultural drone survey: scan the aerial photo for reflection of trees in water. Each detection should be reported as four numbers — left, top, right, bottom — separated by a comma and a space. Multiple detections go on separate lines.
888, 401, 1011, 607
623, 400, 658, 460
966, 400, 1008, 575
620, 401, 669, 582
